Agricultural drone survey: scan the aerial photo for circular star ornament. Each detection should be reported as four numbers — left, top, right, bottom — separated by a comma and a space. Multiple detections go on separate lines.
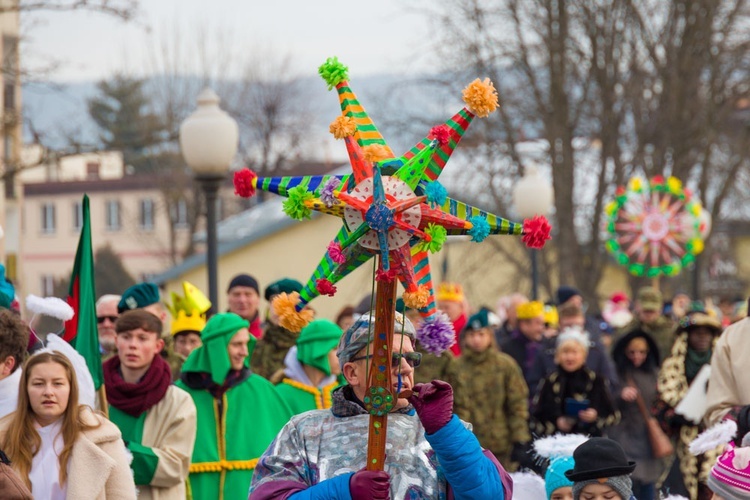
233, 57, 552, 353
604, 175, 704, 278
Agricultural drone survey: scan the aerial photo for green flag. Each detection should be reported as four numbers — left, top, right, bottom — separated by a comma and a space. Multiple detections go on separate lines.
63, 195, 103, 389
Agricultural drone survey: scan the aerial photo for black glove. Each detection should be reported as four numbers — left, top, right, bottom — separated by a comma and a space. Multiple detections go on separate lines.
511, 441, 538, 472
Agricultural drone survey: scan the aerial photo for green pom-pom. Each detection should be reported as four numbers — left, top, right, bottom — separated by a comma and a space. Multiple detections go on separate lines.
283, 186, 314, 220
629, 263, 645, 276
647, 267, 661, 278
617, 253, 629, 265
606, 240, 620, 252
318, 57, 349, 91
417, 224, 447, 253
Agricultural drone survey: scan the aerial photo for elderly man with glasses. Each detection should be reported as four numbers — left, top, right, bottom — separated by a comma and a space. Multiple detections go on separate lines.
96, 294, 121, 361
249, 312, 512, 500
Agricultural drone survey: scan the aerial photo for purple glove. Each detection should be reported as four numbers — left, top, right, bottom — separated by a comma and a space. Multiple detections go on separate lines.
349, 469, 390, 499
407, 380, 454, 434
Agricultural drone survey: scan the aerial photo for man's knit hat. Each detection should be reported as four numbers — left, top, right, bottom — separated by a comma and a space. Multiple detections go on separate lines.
556, 286, 582, 306
337, 311, 415, 365
226, 274, 259, 294
572, 476, 633, 500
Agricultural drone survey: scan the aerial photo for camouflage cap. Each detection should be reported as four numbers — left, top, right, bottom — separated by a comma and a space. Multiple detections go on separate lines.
637, 287, 662, 312
336, 311, 416, 365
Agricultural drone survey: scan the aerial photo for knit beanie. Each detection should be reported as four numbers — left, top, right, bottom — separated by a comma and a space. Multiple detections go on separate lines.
227, 274, 259, 294
706, 444, 750, 499
572, 475, 632, 500
296, 319, 343, 376
546, 456, 575, 499
337, 311, 416, 365
556, 286, 582, 306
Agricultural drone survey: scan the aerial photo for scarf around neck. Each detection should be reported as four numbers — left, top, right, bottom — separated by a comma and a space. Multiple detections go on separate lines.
103, 354, 172, 416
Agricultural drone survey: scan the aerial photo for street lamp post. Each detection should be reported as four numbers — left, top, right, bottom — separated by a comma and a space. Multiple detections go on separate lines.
513, 164, 554, 300
179, 88, 238, 316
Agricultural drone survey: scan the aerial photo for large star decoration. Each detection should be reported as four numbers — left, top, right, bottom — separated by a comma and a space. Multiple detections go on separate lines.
233, 57, 552, 353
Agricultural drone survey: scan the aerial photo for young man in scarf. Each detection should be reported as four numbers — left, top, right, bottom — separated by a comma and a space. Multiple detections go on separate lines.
271, 318, 343, 415
176, 312, 292, 499
104, 309, 197, 500
249, 312, 512, 499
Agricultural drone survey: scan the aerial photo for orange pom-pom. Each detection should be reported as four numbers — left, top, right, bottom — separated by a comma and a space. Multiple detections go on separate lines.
403, 285, 430, 310
462, 78, 499, 118
362, 144, 391, 163
272, 292, 314, 332
329, 115, 357, 139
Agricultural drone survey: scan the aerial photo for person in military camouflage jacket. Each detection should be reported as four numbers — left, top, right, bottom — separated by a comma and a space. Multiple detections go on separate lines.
456, 309, 531, 470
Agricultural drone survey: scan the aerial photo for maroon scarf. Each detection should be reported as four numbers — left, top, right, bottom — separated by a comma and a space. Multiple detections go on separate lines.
103, 355, 172, 416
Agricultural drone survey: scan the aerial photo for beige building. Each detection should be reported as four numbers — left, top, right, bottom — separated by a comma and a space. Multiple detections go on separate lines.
0, 0, 21, 281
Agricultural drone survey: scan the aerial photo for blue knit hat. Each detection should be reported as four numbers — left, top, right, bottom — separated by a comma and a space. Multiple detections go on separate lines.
546, 455, 575, 499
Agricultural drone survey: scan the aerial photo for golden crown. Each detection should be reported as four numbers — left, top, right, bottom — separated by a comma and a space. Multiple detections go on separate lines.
436, 283, 464, 302
170, 309, 206, 336
517, 301, 545, 320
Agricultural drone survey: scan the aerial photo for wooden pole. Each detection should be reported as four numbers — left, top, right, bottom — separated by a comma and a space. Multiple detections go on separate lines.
98, 384, 109, 418
365, 267, 397, 471
651, 276, 660, 292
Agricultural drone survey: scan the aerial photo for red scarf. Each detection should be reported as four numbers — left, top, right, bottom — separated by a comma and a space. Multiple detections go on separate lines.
103, 355, 172, 417
450, 313, 468, 356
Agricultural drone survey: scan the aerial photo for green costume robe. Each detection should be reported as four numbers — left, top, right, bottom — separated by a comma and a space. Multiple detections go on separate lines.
177, 374, 292, 500
274, 378, 340, 415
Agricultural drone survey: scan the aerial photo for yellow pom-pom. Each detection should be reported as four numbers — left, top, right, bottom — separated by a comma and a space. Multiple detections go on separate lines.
403, 285, 430, 310
667, 176, 682, 194
362, 144, 391, 163
628, 177, 643, 192
329, 115, 357, 139
272, 292, 315, 333
605, 201, 617, 217
691, 238, 704, 255
462, 78, 499, 118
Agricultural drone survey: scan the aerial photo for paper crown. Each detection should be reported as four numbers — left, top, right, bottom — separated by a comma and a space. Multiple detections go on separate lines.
170, 309, 206, 336
436, 283, 464, 302
543, 304, 559, 327
517, 300, 544, 320
166, 281, 211, 318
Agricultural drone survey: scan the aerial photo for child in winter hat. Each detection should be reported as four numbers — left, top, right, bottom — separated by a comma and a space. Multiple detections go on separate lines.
565, 437, 636, 500
546, 455, 575, 499
706, 433, 750, 499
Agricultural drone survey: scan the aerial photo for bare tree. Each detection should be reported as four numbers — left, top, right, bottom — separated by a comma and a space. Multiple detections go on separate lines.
2, 0, 138, 19
419, 0, 750, 303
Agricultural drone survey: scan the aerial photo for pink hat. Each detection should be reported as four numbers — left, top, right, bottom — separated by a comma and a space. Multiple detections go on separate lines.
707, 444, 750, 499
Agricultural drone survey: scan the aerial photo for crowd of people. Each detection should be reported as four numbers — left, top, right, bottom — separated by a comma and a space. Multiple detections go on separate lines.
0, 270, 748, 499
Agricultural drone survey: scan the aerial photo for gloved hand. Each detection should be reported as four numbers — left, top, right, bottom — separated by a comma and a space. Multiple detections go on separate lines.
407, 380, 454, 434
349, 469, 390, 500
511, 441, 538, 472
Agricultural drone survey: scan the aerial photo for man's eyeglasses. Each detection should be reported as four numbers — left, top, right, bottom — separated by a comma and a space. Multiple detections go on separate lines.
350, 351, 422, 368
97, 315, 118, 324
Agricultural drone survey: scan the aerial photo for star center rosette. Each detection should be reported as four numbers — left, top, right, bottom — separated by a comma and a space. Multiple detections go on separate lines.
604, 175, 705, 278
232, 56, 553, 353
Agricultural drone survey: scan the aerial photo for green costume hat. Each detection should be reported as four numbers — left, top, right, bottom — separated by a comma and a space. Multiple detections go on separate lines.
296, 319, 343, 376
118, 282, 160, 313
181, 312, 253, 384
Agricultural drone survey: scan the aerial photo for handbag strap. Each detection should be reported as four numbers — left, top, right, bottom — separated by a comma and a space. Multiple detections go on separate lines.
626, 375, 652, 421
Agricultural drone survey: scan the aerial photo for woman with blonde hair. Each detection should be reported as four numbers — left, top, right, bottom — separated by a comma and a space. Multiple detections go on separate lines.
0, 350, 135, 499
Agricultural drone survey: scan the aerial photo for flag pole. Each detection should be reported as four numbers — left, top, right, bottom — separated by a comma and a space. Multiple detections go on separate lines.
98, 385, 109, 418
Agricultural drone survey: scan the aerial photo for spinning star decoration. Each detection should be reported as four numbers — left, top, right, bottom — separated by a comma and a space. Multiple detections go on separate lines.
234, 57, 551, 342
604, 175, 704, 278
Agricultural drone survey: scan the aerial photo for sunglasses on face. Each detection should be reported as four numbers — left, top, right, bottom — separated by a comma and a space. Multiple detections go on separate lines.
350, 351, 422, 368
97, 315, 118, 324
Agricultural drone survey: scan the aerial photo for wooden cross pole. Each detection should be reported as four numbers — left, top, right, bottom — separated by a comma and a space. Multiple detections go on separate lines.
364, 269, 397, 471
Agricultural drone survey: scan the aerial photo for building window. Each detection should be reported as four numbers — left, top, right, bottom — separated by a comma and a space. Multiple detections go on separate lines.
72, 202, 83, 231
41, 275, 54, 296
170, 198, 188, 227
139, 198, 154, 230
86, 162, 100, 179
41, 203, 55, 234
105, 200, 121, 230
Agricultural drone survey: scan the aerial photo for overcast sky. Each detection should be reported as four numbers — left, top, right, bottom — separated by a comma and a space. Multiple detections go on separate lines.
23, 0, 431, 82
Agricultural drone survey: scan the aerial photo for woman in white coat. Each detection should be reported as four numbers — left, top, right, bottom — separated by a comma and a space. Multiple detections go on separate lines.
0, 350, 135, 499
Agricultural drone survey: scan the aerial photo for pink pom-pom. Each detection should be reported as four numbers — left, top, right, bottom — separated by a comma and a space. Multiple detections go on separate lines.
233, 168, 257, 198
522, 215, 552, 249
316, 278, 337, 297
430, 125, 451, 146
327, 241, 346, 264
375, 268, 398, 282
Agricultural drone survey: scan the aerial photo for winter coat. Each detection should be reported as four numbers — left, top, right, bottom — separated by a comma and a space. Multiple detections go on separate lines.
705, 318, 750, 424
108, 385, 197, 500
527, 336, 620, 397
656, 332, 721, 499
608, 330, 664, 484
414, 342, 470, 421
455, 348, 530, 467
531, 367, 620, 437
500, 331, 541, 389
0, 406, 136, 500
250, 322, 299, 380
